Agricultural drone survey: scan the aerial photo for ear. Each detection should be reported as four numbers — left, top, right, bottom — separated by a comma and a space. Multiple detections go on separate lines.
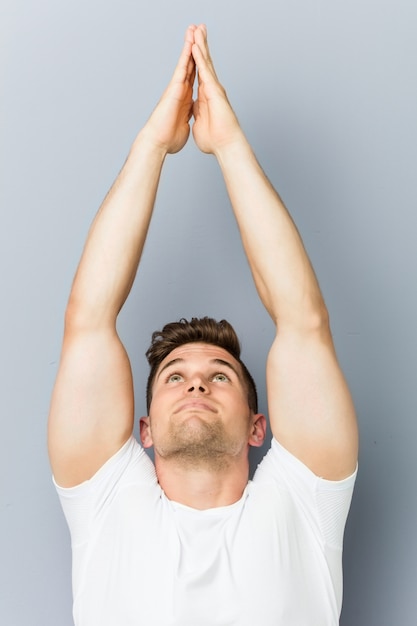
139, 416, 153, 449
248, 414, 267, 448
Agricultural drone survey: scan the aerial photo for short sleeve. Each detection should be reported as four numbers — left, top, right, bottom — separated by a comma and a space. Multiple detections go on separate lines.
53, 436, 157, 546
253, 437, 357, 549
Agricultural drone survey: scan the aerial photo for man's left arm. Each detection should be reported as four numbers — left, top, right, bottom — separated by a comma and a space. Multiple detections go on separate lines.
192, 26, 358, 480
220, 143, 358, 481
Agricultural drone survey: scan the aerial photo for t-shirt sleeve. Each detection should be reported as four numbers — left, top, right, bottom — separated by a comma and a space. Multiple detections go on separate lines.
253, 437, 357, 550
53, 436, 157, 547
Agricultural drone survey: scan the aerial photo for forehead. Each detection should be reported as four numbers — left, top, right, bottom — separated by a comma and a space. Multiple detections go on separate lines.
156, 342, 241, 374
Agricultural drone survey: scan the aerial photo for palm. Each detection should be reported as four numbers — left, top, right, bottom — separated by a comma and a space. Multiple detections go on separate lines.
192, 83, 240, 154
149, 81, 194, 154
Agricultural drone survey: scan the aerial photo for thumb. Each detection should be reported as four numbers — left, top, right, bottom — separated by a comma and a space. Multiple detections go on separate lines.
192, 99, 199, 120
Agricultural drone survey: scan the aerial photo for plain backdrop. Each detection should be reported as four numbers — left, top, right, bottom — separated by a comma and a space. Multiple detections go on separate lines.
1, 1, 416, 624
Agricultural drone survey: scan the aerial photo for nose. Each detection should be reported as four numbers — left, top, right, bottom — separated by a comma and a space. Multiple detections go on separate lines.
187, 375, 207, 394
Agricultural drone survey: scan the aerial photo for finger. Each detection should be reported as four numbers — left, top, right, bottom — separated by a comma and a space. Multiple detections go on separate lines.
192, 25, 218, 83
196, 24, 216, 75
185, 28, 197, 83
172, 26, 196, 83
187, 101, 194, 122
192, 41, 215, 86
189, 58, 196, 87
185, 23, 197, 44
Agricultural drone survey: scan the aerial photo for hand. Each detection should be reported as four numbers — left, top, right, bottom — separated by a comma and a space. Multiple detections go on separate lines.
142, 25, 197, 154
191, 25, 243, 155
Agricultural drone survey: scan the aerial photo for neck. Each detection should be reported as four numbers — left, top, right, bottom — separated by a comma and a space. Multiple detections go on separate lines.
155, 454, 250, 510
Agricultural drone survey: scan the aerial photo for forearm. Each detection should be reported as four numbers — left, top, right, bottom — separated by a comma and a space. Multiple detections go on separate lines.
216, 136, 327, 331
66, 132, 167, 331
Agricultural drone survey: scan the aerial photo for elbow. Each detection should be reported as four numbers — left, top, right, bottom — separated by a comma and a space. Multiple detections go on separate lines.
274, 297, 330, 336
308, 299, 330, 333
63, 295, 88, 334
302, 297, 331, 337
63, 294, 114, 335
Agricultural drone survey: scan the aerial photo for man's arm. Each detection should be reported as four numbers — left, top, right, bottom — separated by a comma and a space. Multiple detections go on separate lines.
48, 26, 197, 487
192, 26, 358, 480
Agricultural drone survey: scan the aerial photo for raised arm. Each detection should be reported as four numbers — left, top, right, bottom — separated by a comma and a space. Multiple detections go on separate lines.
48, 26, 197, 487
192, 26, 358, 480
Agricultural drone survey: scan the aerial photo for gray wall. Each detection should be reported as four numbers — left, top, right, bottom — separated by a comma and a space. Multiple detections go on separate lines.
1, 1, 416, 624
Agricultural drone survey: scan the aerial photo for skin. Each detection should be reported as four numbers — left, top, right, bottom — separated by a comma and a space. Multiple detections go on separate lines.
140, 343, 266, 508
48, 24, 358, 505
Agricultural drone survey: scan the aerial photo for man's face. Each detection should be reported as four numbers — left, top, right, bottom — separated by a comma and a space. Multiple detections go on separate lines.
140, 343, 261, 469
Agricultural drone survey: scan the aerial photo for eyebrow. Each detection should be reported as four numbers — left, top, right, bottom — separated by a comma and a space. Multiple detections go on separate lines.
157, 358, 184, 379
211, 358, 240, 378
156, 357, 241, 380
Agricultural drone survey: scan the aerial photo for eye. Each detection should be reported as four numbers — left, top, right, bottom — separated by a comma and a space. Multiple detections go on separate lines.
212, 373, 230, 382
167, 373, 184, 383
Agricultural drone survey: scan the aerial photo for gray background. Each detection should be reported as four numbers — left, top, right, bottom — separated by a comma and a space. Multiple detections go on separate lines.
1, 0, 416, 624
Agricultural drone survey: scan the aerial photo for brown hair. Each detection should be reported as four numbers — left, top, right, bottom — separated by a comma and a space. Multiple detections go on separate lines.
145, 317, 258, 414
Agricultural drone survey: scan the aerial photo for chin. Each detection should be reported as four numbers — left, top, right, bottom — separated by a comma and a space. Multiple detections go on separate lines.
155, 420, 244, 469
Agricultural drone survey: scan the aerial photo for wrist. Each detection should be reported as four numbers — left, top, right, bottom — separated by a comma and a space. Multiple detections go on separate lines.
214, 131, 253, 167
131, 128, 169, 163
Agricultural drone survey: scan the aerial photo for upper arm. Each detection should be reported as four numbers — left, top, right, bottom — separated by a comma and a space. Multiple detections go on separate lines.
48, 328, 135, 487
266, 325, 358, 480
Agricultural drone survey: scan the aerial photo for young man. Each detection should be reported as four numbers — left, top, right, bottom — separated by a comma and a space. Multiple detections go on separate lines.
48, 24, 358, 626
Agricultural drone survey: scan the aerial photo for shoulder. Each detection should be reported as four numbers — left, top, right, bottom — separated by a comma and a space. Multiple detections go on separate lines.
54, 436, 157, 502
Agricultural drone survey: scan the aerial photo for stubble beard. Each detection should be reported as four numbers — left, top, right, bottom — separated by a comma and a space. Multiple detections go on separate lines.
153, 416, 246, 472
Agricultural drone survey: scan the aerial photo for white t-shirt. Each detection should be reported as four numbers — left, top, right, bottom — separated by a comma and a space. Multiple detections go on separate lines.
55, 437, 356, 626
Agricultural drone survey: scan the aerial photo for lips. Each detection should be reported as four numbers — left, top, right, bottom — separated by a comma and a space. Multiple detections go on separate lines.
174, 400, 217, 414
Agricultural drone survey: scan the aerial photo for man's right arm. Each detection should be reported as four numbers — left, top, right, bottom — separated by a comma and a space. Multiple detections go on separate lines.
48, 26, 197, 487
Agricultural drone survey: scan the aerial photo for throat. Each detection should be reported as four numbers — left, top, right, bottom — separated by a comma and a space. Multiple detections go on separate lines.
154, 453, 250, 510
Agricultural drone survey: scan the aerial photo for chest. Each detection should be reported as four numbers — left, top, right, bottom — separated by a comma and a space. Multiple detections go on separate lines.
75, 488, 336, 626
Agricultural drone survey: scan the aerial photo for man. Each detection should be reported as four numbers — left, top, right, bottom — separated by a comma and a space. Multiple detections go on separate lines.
48, 24, 358, 626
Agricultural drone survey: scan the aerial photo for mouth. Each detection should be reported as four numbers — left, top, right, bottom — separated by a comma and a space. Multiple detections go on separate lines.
174, 400, 217, 414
